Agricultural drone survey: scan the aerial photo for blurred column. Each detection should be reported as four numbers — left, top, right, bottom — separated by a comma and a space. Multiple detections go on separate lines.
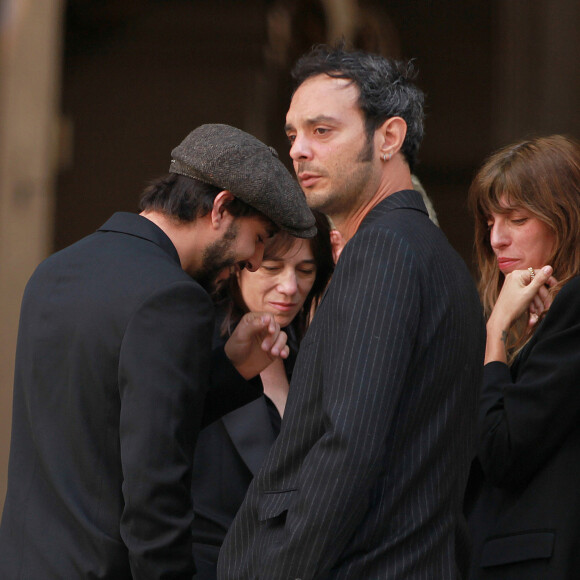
492, 0, 580, 146
0, 0, 65, 515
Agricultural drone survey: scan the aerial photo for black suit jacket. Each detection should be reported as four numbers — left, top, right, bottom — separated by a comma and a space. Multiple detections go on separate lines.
218, 191, 486, 579
466, 276, 580, 579
191, 397, 277, 579
191, 322, 298, 579
0, 213, 261, 579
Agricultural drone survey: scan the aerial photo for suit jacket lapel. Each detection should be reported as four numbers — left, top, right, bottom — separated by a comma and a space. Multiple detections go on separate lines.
222, 397, 276, 476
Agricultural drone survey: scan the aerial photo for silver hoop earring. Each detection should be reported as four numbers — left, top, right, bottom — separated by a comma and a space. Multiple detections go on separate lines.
382, 153, 387, 162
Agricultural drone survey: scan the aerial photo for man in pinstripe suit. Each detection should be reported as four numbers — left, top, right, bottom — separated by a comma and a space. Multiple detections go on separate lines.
218, 44, 485, 579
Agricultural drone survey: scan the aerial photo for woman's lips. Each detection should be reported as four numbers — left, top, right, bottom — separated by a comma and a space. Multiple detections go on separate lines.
497, 257, 519, 272
269, 302, 297, 312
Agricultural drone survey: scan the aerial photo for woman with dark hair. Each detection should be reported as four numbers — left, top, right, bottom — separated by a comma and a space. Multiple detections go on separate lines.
190, 210, 334, 579
465, 135, 580, 579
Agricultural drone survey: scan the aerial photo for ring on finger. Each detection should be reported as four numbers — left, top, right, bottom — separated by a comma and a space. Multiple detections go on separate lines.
528, 266, 535, 280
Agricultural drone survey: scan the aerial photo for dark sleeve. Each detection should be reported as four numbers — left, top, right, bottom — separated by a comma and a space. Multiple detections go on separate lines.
118, 281, 213, 579
478, 277, 580, 489
202, 347, 263, 427
260, 226, 421, 576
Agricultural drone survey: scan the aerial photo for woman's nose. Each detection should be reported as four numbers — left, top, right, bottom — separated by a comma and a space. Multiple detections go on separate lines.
489, 222, 509, 249
277, 270, 298, 295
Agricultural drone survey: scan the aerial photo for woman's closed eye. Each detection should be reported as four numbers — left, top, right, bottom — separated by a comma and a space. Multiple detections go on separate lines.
261, 262, 283, 273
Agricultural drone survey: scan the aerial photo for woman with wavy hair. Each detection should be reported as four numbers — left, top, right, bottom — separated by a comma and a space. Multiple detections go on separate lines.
465, 135, 580, 579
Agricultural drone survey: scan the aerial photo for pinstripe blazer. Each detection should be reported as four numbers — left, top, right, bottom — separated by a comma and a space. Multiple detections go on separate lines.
217, 190, 486, 579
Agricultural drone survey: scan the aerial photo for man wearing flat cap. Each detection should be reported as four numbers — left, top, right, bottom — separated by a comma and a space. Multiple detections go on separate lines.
0, 124, 315, 580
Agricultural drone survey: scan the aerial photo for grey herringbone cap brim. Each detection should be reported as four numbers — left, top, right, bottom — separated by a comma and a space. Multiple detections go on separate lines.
169, 124, 316, 238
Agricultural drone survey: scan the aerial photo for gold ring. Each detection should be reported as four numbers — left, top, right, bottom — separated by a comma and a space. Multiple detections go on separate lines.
528, 266, 535, 280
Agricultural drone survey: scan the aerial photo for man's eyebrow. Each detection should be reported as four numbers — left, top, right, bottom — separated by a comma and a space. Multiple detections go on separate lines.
284, 115, 339, 133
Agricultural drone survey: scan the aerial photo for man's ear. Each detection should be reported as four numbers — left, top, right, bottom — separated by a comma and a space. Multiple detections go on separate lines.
377, 116, 407, 160
210, 190, 235, 230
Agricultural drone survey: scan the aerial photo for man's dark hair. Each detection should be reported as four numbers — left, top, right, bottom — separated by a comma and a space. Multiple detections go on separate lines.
139, 173, 263, 222
291, 43, 425, 171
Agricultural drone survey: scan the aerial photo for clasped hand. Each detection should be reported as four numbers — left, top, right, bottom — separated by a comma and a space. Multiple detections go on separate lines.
224, 312, 289, 379
492, 265, 557, 330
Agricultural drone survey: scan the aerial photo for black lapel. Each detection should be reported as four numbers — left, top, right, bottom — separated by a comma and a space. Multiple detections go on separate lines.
222, 397, 276, 476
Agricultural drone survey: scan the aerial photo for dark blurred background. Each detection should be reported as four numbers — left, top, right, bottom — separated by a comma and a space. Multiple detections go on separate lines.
53, 0, 580, 268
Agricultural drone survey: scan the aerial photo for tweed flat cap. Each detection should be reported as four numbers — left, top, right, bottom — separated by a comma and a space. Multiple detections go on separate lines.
169, 124, 316, 238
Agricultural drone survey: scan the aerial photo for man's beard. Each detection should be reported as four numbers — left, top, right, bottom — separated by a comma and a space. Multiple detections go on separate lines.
357, 129, 374, 163
194, 221, 239, 291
